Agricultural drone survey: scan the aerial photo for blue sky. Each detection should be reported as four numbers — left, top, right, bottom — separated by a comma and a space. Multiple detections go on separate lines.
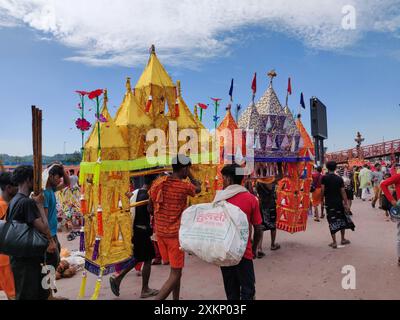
0, 0, 399, 156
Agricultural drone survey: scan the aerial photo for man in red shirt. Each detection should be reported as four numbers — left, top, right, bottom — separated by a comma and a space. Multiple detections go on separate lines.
380, 164, 400, 265
149, 155, 201, 300
218, 164, 263, 300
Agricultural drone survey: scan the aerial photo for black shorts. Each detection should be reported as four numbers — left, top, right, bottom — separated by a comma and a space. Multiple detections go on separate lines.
345, 189, 354, 201
133, 227, 155, 262
11, 257, 50, 300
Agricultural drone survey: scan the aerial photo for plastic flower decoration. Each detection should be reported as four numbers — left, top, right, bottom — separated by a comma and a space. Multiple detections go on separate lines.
88, 89, 104, 100
75, 118, 91, 131
96, 114, 108, 123
75, 90, 90, 96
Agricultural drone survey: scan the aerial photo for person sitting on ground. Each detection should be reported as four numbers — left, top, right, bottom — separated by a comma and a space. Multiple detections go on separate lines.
148, 155, 201, 300
218, 164, 263, 300
110, 174, 160, 299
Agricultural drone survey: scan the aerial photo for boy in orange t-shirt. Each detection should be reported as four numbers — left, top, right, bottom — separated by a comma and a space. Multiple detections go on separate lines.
149, 155, 201, 300
0, 172, 18, 300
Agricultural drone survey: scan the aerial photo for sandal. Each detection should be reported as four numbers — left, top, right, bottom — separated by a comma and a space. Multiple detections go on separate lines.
152, 259, 161, 265
67, 233, 76, 241
329, 243, 338, 249
314, 218, 320, 222
271, 244, 281, 251
257, 251, 266, 259
341, 240, 351, 245
140, 289, 159, 299
109, 276, 120, 297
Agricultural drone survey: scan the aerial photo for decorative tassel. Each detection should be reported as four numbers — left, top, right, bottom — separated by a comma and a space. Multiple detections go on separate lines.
78, 271, 87, 299
205, 176, 210, 192
90, 268, 104, 300
145, 95, 153, 113
175, 99, 180, 117
97, 206, 104, 237
92, 237, 101, 261
80, 194, 87, 215
79, 227, 85, 252
213, 175, 219, 191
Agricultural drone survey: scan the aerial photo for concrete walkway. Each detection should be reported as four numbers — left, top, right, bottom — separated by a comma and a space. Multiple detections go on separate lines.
52, 199, 400, 300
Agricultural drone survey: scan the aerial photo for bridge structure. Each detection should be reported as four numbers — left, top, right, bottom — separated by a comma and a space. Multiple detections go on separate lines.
325, 138, 400, 164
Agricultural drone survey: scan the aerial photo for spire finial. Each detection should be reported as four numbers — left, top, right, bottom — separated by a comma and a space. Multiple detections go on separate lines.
103, 89, 108, 103
194, 105, 199, 119
267, 69, 277, 85
126, 77, 131, 93
176, 80, 181, 97
150, 44, 156, 55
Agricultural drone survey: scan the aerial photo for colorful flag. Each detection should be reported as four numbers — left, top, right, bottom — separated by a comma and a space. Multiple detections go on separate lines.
287, 78, 292, 95
300, 93, 306, 109
229, 79, 234, 101
251, 73, 257, 95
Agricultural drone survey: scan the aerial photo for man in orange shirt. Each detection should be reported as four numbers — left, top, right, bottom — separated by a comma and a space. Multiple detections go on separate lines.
0, 172, 18, 300
149, 155, 201, 300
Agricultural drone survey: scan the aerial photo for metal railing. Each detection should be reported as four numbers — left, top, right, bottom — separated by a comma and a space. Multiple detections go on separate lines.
326, 139, 400, 163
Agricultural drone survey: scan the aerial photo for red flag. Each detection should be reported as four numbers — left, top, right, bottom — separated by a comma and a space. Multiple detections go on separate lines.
287, 77, 292, 95
251, 73, 257, 94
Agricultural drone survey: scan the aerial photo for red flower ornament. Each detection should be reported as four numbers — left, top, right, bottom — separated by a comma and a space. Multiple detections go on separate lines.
75, 118, 92, 131
88, 89, 104, 100
75, 90, 90, 96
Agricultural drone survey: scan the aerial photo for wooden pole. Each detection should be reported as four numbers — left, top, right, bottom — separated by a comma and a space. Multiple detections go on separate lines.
32, 106, 38, 195
38, 109, 42, 191
32, 106, 42, 195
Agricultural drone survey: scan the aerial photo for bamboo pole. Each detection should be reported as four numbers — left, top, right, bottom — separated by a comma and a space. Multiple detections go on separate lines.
31, 106, 42, 195
32, 106, 38, 195
38, 109, 42, 191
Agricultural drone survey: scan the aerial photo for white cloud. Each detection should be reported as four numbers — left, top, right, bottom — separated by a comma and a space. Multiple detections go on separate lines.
0, 0, 399, 67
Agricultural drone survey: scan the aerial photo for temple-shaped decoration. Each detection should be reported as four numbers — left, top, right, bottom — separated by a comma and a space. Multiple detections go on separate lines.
238, 71, 302, 162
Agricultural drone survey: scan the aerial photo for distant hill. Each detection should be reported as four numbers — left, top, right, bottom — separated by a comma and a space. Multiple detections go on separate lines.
0, 152, 82, 165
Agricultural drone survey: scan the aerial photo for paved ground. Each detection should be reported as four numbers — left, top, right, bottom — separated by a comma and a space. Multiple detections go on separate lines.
53, 198, 400, 300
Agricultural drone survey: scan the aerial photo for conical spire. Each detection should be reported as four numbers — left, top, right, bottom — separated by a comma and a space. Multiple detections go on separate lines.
296, 115, 314, 157
114, 77, 153, 128
168, 80, 202, 129
218, 105, 238, 132
256, 82, 284, 115
283, 105, 299, 136
85, 90, 127, 150
135, 45, 175, 89
238, 101, 260, 131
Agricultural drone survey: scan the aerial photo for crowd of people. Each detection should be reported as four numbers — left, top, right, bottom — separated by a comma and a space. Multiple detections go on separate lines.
0, 156, 399, 300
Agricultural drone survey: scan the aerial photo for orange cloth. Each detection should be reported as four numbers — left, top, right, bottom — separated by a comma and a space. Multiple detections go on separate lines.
0, 264, 15, 299
311, 187, 323, 206
149, 176, 196, 238
0, 196, 15, 299
157, 236, 184, 269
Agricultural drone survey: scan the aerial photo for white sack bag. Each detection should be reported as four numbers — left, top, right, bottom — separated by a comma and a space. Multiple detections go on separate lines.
179, 201, 249, 267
